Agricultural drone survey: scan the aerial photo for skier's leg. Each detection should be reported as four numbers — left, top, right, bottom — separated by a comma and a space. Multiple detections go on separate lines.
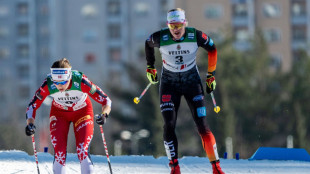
50, 110, 70, 174
184, 83, 220, 162
73, 99, 94, 174
160, 82, 181, 174
184, 84, 225, 173
160, 83, 181, 160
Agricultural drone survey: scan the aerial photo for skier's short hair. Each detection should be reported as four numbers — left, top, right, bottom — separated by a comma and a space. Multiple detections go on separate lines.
51, 58, 72, 68
168, 8, 185, 14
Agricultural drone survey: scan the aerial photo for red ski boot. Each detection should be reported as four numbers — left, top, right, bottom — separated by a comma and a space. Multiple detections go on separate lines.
169, 159, 181, 174
211, 160, 225, 174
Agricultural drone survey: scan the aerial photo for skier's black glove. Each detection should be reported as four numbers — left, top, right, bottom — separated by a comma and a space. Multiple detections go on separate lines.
25, 123, 36, 136
95, 113, 108, 125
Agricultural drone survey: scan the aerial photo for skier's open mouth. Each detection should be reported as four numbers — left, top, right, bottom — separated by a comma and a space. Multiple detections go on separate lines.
174, 31, 180, 35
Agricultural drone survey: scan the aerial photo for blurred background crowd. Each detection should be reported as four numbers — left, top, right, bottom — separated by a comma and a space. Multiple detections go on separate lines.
0, 0, 309, 159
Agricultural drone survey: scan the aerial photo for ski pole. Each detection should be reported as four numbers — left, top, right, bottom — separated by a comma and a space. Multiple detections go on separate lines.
210, 92, 221, 114
99, 124, 113, 174
31, 134, 40, 174
133, 82, 152, 104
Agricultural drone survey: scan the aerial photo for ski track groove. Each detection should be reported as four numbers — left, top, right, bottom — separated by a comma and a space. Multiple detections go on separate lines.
11, 170, 25, 174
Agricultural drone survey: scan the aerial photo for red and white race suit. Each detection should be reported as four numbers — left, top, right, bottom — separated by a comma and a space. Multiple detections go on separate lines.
26, 71, 111, 174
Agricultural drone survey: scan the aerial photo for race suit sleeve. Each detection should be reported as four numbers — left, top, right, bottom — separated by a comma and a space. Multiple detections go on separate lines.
196, 29, 217, 73
145, 31, 161, 66
26, 79, 50, 120
80, 74, 112, 107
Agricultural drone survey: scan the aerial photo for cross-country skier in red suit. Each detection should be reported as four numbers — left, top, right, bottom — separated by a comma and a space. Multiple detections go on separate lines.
25, 58, 111, 174
145, 8, 225, 174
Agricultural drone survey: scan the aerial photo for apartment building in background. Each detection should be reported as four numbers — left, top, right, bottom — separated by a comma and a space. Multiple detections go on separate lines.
175, 0, 310, 72
0, 0, 173, 119
0, 0, 51, 118
1, 0, 310, 119
50, 0, 174, 88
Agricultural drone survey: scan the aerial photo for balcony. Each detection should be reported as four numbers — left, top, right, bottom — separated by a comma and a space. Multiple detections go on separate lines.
291, 15, 308, 25
232, 16, 249, 27
233, 41, 251, 51
291, 40, 308, 50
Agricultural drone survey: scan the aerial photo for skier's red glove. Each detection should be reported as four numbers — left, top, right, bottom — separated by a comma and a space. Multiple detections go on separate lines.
206, 72, 216, 94
146, 65, 158, 84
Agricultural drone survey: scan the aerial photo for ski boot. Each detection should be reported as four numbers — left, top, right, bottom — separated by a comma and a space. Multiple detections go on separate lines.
211, 160, 225, 174
169, 159, 180, 174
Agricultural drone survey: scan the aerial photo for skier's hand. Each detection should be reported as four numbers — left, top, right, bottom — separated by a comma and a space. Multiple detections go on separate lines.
25, 123, 36, 136
206, 74, 216, 94
95, 113, 108, 125
146, 65, 158, 84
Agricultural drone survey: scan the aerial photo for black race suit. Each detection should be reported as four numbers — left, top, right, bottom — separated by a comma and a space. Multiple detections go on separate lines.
145, 27, 220, 162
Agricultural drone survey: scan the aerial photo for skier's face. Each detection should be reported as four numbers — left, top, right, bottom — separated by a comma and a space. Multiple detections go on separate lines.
168, 22, 186, 40
53, 79, 70, 92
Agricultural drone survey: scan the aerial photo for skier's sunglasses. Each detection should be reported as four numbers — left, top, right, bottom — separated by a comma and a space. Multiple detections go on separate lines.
53, 80, 68, 85
167, 23, 185, 30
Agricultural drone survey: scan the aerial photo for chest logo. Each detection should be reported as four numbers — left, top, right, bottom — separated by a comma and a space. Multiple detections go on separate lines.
177, 45, 181, 50
188, 33, 194, 39
74, 82, 80, 88
51, 84, 56, 90
163, 35, 169, 41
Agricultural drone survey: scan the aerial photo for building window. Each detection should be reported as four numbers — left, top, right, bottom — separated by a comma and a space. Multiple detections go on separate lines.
234, 27, 249, 41
0, 27, 9, 38
40, 47, 49, 58
270, 54, 282, 70
109, 47, 121, 62
160, 0, 169, 13
40, 5, 49, 16
264, 29, 281, 43
107, 0, 120, 16
81, 4, 98, 18
292, 50, 306, 62
135, 29, 147, 39
108, 24, 121, 39
19, 85, 30, 99
232, 3, 248, 17
83, 29, 98, 42
135, 2, 149, 16
205, 4, 223, 19
109, 70, 121, 85
263, 3, 281, 18
17, 3, 28, 16
0, 6, 9, 17
85, 53, 96, 63
17, 65, 29, 79
40, 26, 49, 38
291, 0, 307, 17
17, 44, 29, 58
17, 23, 29, 36
292, 26, 306, 42
0, 48, 10, 59
207, 31, 223, 42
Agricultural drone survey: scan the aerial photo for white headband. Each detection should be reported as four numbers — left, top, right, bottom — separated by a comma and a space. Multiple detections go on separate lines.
167, 10, 186, 23
50, 68, 71, 81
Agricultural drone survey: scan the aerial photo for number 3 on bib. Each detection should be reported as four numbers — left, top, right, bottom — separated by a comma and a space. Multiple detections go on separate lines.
175, 56, 183, 65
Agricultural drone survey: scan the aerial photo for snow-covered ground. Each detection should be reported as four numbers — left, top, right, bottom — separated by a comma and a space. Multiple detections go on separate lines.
1, 150, 309, 174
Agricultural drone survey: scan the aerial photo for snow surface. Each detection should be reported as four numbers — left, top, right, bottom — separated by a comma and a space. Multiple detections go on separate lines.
0, 150, 309, 174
